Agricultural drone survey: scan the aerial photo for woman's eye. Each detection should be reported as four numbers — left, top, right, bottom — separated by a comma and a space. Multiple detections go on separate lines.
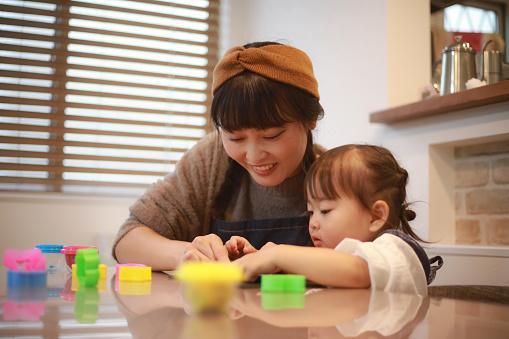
228, 138, 243, 142
320, 209, 331, 215
307, 210, 314, 216
264, 131, 284, 140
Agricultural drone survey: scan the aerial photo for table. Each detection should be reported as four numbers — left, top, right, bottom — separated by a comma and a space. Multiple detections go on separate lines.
1, 268, 508, 338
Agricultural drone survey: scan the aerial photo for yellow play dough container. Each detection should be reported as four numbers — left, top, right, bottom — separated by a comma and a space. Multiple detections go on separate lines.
174, 262, 244, 314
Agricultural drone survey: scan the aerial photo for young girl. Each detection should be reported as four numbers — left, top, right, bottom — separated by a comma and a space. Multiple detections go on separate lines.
113, 41, 324, 270
230, 145, 442, 295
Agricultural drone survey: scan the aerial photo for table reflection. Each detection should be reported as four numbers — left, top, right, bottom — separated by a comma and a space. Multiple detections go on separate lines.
113, 273, 429, 339
1, 269, 508, 338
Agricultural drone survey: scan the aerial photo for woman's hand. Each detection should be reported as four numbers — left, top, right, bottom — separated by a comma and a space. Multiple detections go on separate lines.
182, 234, 230, 262
234, 245, 280, 281
225, 236, 257, 260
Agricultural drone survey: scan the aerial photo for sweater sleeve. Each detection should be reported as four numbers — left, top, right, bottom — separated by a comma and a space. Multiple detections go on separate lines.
334, 234, 428, 296
112, 132, 230, 257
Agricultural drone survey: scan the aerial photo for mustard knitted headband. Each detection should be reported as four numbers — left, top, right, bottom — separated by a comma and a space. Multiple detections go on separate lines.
212, 44, 320, 99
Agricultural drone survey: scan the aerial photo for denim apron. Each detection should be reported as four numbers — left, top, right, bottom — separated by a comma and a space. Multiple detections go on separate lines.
210, 166, 311, 248
210, 215, 312, 249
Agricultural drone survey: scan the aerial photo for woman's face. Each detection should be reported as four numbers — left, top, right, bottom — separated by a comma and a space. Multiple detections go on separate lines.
220, 122, 310, 187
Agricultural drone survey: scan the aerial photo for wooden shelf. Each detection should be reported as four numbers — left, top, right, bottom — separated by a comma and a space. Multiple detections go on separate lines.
370, 80, 509, 124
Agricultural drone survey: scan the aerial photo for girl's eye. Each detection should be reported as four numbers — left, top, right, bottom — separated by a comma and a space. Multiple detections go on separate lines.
307, 210, 314, 216
320, 209, 331, 215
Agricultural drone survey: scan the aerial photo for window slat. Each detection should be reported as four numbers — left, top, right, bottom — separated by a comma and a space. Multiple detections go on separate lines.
66, 37, 216, 57
66, 76, 206, 93
125, 0, 218, 12
0, 43, 54, 56
0, 176, 150, 188
65, 63, 208, 81
0, 56, 55, 68
2, 98, 209, 118
71, 1, 217, 25
0, 136, 190, 153
66, 102, 206, 117
1, 83, 57, 93
68, 26, 215, 49
0, 150, 178, 165
0, 123, 202, 141
69, 13, 217, 35
1, 163, 168, 176
0, 17, 59, 30
1, 110, 206, 130
0, 30, 58, 43
0, 70, 54, 81
0, 4, 57, 17
67, 51, 212, 71
65, 89, 205, 105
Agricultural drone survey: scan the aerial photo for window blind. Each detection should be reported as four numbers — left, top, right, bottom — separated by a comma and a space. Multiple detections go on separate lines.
0, 0, 218, 195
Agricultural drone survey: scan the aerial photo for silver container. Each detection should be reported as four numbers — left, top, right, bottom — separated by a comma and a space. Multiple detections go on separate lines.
440, 36, 477, 95
479, 40, 503, 85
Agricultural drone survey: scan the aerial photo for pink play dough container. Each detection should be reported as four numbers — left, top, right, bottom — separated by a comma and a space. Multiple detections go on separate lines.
60, 246, 96, 269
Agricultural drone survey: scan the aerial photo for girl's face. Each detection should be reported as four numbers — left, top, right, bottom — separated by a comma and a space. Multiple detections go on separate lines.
220, 122, 309, 187
307, 193, 373, 248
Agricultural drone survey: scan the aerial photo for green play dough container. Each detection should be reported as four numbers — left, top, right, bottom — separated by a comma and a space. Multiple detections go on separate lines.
260, 274, 306, 293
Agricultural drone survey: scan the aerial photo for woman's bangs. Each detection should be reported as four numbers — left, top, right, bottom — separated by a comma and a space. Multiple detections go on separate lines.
212, 73, 297, 132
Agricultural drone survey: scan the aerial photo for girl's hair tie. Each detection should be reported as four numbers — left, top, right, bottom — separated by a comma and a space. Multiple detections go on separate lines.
402, 206, 416, 222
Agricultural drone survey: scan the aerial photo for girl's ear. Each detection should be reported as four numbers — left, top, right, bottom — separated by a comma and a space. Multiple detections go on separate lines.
369, 200, 390, 233
308, 120, 317, 130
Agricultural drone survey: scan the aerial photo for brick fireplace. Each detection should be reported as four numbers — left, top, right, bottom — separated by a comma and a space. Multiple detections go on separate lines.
455, 140, 509, 245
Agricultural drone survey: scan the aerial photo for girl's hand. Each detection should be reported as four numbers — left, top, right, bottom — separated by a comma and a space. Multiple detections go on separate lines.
225, 236, 257, 260
182, 234, 230, 262
234, 246, 280, 281
260, 241, 276, 250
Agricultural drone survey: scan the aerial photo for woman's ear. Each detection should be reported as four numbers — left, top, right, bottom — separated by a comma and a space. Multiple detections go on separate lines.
308, 120, 317, 130
369, 200, 389, 233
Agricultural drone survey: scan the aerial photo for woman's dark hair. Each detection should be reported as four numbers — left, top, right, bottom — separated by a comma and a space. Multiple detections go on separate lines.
304, 144, 424, 242
211, 41, 324, 218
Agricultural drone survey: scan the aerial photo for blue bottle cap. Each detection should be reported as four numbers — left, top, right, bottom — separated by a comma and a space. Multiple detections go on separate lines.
36, 244, 64, 253
7, 270, 47, 289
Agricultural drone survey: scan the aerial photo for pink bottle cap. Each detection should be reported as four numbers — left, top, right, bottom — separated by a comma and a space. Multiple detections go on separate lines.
3, 249, 46, 272
61, 246, 97, 268
61, 246, 96, 255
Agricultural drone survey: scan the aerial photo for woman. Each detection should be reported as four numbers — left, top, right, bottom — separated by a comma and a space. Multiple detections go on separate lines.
113, 41, 324, 270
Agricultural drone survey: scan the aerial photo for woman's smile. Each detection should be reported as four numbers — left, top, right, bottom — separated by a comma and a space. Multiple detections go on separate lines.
250, 162, 278, 176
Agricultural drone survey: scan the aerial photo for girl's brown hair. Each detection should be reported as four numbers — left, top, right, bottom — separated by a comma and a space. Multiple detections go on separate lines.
305, 144, 423, 241
211, 41, 324, 218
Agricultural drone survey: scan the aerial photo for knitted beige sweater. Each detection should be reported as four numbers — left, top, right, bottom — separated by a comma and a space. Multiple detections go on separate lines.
112, 131, 325, 258
113, 132, 229, 252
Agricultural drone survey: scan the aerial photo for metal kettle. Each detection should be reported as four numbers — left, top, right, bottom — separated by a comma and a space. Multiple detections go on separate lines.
440, 36, 477, 95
